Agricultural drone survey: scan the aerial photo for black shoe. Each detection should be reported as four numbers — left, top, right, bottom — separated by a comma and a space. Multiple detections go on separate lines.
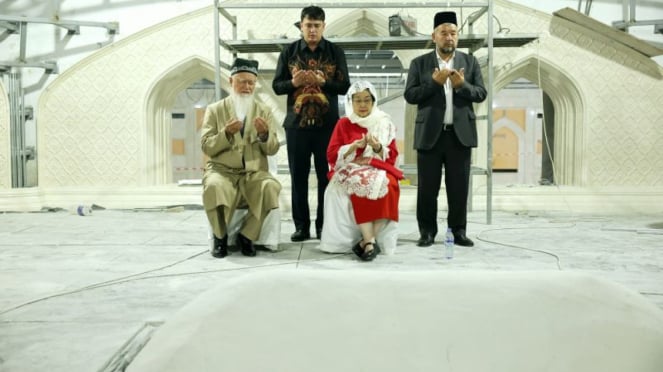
417, 233, 435, 247
211, 234, 228, 258
352, 241, 364, 258
453, 230, 474, 247
291, 229, 311, 242
237, 234, 256, 257
316, 228, 322, 240
360, 241, 381, 262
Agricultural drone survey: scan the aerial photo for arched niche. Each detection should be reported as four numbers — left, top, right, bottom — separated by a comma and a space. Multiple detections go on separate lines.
495, 56, 585, 186
144, 56, 221, 185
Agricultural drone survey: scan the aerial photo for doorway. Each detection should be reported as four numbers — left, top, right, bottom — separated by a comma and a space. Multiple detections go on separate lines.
492, 78, 546, 185
170, 78, 217, 183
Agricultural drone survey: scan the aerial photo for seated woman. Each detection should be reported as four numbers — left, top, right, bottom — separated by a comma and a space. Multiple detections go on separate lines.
320, 81, 402, 261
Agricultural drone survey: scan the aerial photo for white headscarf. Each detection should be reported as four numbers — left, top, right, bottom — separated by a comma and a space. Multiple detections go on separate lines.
344, 81, 396, 158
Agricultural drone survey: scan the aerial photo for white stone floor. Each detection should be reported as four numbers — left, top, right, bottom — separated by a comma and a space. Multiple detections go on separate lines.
1, 207, 662, 372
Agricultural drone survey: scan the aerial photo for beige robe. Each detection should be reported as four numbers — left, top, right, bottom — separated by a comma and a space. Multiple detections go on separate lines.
201, 96, 281, 241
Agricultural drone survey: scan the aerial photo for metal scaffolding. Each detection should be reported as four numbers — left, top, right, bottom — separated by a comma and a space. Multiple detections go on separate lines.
212, 1, 539, 224
0, 15, 117, 187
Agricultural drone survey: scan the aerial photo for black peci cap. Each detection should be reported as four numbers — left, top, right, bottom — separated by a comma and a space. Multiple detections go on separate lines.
434, 11, 457, 28
230, 57, 259, 76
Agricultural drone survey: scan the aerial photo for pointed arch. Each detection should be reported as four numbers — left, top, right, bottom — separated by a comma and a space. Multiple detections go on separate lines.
495, 55, 586, 185
144, 56, 222, 185
325, 9, 388, 37
324, 8, 411, 65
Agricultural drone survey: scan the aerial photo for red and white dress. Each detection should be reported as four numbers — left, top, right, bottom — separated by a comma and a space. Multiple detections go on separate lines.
319, 104, 401, 254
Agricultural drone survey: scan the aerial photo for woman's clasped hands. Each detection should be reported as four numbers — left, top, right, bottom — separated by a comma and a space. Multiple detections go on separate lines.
348, 134, 381, 165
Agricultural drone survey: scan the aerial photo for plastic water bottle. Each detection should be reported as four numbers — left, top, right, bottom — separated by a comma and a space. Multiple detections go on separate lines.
71, 205, 92, 216
444, 228, 454, 259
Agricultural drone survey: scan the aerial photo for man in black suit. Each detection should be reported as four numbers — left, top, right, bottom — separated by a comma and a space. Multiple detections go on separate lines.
404, 11, 487, 247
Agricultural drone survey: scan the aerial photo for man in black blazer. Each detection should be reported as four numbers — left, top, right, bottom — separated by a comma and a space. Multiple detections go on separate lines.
404, 11, 487, 247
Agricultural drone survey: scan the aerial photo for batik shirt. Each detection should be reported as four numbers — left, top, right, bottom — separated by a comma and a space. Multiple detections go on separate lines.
272, 38, 350, 130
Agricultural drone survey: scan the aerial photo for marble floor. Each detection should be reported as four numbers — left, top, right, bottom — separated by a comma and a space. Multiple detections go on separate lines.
0, 207, 662, 371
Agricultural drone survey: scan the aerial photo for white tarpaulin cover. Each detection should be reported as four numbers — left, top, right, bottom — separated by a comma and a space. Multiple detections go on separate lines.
128, 270, 663, 372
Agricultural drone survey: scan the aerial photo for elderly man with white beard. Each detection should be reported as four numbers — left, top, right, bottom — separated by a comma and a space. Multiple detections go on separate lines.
201, 58, 281, 258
